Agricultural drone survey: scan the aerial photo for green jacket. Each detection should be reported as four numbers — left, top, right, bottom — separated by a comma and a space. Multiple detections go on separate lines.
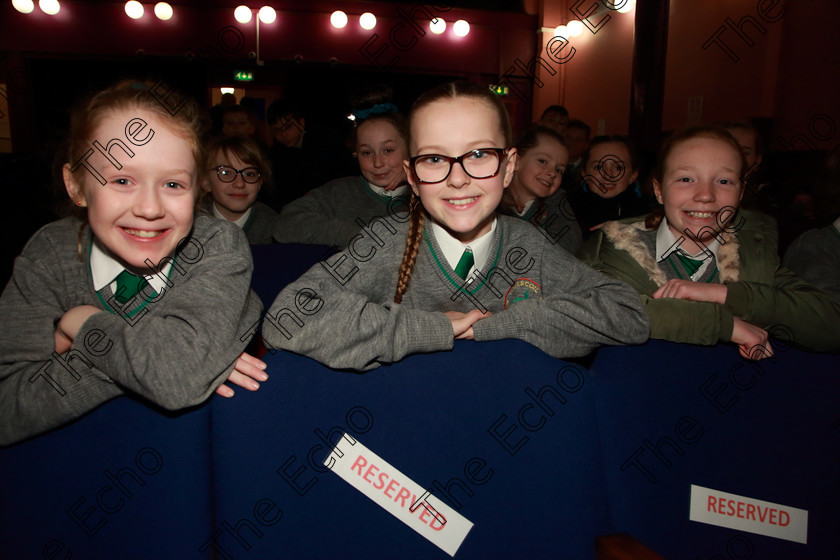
577, 210, 840, 352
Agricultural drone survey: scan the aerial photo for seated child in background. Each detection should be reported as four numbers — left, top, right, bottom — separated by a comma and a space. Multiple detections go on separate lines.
537, 104, 569, 135
221, 104, 257, 139
783, 145, 840, 300
263, 81, 648, 371
558, 118, 592, 195
499, 125, 582, 253
266, 99, 356, 208
563, 119, 591, 171
578, 125, 840, 360
721, 120, 777, 217
274, 98, 411, 248
569, 135, 652, 239
201, 135, 281, 244
0, 81, 266, 446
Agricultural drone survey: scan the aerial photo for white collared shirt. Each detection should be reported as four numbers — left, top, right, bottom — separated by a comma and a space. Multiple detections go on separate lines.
512, 199, 536, 218
90, 238, 173, 296
366, 179, 411, 199
655, 217, 720, 281
430, 218, 497, 284
834, 216, 840, 232
213, 202, 252, 229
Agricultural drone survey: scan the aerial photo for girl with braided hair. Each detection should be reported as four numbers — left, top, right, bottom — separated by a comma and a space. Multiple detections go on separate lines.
262, 81, 648, 370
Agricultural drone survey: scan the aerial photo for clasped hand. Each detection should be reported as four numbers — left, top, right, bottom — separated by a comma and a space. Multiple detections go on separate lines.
54, 305, 268, 397
653, 279, 773, 361
445, 309, 492, 340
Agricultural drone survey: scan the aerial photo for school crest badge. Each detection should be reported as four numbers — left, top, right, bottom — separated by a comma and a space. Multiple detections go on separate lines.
504, 278, 542, 310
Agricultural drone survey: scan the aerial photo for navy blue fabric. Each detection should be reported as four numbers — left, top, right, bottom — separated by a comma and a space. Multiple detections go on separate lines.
208, 339, 609, 559
249, 243, 333, 307
0, 396, 213, 559
590, 339, 840, 558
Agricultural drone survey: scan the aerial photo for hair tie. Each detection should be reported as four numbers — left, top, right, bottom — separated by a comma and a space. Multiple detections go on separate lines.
353, 103, 398, 121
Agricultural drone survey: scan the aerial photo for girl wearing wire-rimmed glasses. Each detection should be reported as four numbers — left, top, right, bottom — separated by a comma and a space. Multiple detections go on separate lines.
201, 136, 281, 244
262, 81, 649, 370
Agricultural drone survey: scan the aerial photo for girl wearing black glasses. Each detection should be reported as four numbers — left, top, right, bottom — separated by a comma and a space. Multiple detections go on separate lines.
262, 81, 648, 370
202, 136, 281, 244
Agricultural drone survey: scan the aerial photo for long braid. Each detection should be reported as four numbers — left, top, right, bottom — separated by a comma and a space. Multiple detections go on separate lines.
394, 194, 425, 303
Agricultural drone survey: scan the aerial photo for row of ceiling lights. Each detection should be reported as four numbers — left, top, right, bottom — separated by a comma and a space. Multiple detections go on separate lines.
552, 0, 635, 37
10, 1, 472, 36
233, 5, 470, 36
12, 0, 59, 14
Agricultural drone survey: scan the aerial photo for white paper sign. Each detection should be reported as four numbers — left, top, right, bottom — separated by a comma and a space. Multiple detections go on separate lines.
325, 434, 473, 556
689, 484, 808, 544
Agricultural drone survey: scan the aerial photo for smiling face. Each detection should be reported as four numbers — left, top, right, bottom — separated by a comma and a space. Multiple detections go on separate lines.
654, 136, 744, 254
406, 97, 516, 244
355, 119, 408, 188
585, 141, 638, 199
511, 135, 568, 203
64, 107, 198, 273
204, 148, 261, 221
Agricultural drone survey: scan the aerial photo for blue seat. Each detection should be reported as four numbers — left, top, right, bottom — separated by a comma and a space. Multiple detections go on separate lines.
208, 338, 610, 559
0, 396, 214, 559
590, 339, 840, 558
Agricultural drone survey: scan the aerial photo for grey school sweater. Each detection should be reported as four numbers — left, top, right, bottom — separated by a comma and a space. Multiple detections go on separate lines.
262, 214, 649, 371
502, 187, 583, 254
274, 176, 410, 247
0, 215, 263, 446
783, 224, 840, 301
199, 197, 281, 244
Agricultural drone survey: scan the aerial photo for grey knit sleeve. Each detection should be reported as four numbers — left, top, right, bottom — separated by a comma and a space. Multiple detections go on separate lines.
262, 231, 454, 371
0, 225, 123, 446
472, 230, 649, 357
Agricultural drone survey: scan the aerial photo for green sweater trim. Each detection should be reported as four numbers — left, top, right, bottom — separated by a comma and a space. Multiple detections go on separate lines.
423, 225, 503, 296
89, 239, 175, 318
361, 176, 399, 205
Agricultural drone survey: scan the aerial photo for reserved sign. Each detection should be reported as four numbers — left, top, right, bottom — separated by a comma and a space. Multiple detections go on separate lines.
326, 435, 473, 556
689, 484, 808, 544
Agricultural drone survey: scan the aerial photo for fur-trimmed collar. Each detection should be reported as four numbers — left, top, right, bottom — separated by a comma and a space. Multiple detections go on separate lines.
600, 220, 741, 286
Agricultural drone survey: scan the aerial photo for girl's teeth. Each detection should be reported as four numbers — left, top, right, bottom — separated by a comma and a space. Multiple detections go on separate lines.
687, 211, 716, 218
448, 197, 477, 206
126, 229, 161, 238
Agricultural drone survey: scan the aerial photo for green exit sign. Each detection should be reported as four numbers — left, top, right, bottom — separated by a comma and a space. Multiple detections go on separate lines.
489, 84, 509, 96
234, 71, 254, 82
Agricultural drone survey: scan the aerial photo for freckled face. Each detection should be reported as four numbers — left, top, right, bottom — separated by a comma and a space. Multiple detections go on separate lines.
204, 149, 261, 221
512, 136, 568, 201
406, 97, 516, 244
584, 142, 638, 199
355, 119, 408, 188
64, 107, 198, 273
654, 136, 745, 254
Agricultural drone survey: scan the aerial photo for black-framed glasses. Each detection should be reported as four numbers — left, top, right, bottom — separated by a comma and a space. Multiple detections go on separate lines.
409, 148, 509, 184
213, 166, 261, 184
